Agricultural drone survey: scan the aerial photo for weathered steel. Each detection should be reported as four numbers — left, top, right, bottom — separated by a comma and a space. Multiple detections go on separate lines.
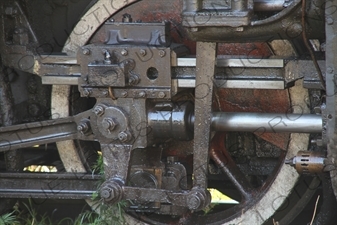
325, 0, 337, 201
0, 61, 23, 171
211, 112, 322, 133
0, 173, 100, 199
177, 58, 284, 67
0, 110, 94, 151
177, 79, 285, 89
100, 144, 132, 181
193, 42, 217, 189
183, 0, 325, 42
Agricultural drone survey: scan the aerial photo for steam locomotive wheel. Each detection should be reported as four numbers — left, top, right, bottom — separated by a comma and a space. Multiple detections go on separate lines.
51, 0, 313, 224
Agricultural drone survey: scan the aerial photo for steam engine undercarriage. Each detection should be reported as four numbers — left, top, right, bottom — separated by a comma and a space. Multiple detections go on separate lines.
0, 0, 337, 224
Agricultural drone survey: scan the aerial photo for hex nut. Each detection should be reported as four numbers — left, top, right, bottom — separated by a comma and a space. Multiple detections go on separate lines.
102, 117, 117, 131
100, 187, 115, 202
77, 124, 87, 132
100, 180, 123, 203
118, 132, 129, 142
139, 49, 147, 56
186, 188, 210, 211
187, 195, 201, 210
77, 120, 91, 134
159, 50, 166, 57
93, 105, 105, 116
83, 89, 91, 97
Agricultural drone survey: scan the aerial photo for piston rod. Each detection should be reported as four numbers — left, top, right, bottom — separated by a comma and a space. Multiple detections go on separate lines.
211, 112, 322, 133
150, 107, 322, 141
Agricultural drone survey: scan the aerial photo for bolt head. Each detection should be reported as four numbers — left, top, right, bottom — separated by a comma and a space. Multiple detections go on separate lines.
122, 13, 132, 23
139, 49, 147, 56
102, 117, 117, 131
82, 48, 90, 55
190, 27, 198, 32
102, 91, 108, 97
77, 121, 90, 134
100, 187, 115, 201
327, 17, 334, 25
158, 92, 166, 98
5, 7, 17, 15
77, 125, 84, 132
121, 49, 128, 56
83, 89, 91, 97
159, 50, 166, 57
93, 105, 105, 116
187, 195, 201, 210
118, 132, 129, 142
138, 91, 146, 98
121, 91, 128, 97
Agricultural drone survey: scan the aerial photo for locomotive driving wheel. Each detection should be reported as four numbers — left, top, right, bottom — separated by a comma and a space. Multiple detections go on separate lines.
50, 0, 323, 224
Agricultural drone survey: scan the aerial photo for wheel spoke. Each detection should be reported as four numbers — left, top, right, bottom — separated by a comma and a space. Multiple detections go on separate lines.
210, 133, 253, 201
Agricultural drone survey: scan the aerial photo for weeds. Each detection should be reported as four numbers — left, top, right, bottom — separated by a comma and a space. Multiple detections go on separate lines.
88, 152, 128, 225
0, 211, 18, 225
0, 153, 128, 225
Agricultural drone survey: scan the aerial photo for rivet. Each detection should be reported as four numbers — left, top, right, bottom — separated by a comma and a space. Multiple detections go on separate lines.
158, 92, 166, 98
121, 49, 128, 56
327, 17, 334, 25
82, 48, 90, 55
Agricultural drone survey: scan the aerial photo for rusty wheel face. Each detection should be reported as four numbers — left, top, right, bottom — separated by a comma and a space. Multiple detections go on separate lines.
52, 0, 310, 224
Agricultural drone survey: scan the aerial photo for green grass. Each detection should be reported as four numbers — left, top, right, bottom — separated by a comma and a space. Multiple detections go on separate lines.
0, 154, 127, 225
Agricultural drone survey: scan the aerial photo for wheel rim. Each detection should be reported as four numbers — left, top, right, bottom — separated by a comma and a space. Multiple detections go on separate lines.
51, 1, 310, 223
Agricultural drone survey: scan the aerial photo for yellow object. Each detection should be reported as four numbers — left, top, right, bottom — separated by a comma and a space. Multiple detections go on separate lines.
208, 188, 239, 204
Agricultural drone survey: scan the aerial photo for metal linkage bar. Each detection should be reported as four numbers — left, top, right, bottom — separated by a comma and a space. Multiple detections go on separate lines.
0, 173, 100, 199
176, 79, 285, 89
100, 144, 132, 181
123, 186, 210, 211
40, 57, 284, 85
176, 57, 284, 68
193, 42, 217, 189
0, 110, 93, 152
